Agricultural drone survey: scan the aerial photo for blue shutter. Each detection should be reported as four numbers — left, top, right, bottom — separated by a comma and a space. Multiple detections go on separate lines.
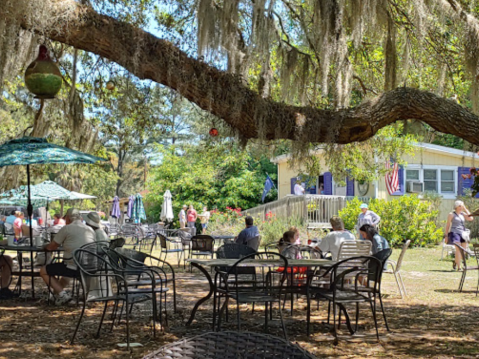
290, 177, 297, 194
346, 177, 354, 196
458, 167, 478, 197
391, 166, 405, 196
306, 176, 317, 194
323, 172, 333, 195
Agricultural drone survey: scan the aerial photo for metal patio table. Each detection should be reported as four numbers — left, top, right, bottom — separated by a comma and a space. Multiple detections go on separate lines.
0, 243, 63, 298
185, 257, 335, 326
143, 331, 318, 359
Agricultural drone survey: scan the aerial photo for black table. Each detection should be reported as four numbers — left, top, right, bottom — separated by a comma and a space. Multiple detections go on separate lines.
0, 244, 63, 298
185, 257, 334, 326
143, 331, 318, 359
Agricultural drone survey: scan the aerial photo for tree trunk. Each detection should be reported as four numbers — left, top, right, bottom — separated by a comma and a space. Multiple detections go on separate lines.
6, 0, 479, 145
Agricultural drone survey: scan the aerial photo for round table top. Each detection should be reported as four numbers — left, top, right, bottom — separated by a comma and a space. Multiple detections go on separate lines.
212, 235, 235, 240
143, 331, 318, 359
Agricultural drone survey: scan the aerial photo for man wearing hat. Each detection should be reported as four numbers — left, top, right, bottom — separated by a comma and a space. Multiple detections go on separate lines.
356, 203, 380, 239
85, 212, 109, 242
40, 208, 95, 305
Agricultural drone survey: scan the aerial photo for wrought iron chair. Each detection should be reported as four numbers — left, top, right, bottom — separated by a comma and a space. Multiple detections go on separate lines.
71, 248, 150, 349
158, 233, 183, 266
190, 235, 215, 259
119, 224, 139, 247
454, 243, 478, 292
246, 235, 261, 251
108, 247, 177, 313
214, 252, 288, 340
104, 248, 170, 334
306, 255, 383, 342
385, 240, 410, 297
135, 226, 157, 255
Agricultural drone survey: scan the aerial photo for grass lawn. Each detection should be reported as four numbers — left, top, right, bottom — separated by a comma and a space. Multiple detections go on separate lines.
0, 245, 478, 358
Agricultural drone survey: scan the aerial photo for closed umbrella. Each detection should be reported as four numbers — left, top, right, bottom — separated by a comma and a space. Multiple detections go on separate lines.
160, 190, 174, 222
0, 137, 106, 244
127, 195, 135, 218
111, 196, 121, 218
131, 193, 146, 223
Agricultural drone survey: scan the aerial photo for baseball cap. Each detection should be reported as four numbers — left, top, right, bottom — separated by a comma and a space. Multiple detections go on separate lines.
64, 208, 80, 219
360, 203, 368, 209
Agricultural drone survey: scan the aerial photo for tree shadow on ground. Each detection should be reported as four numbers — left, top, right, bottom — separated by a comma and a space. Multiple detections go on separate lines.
0, 273, 479, 358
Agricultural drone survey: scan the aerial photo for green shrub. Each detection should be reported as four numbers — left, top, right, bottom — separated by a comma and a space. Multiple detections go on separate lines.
207, 209, 303, 247
338, 195, 443, 247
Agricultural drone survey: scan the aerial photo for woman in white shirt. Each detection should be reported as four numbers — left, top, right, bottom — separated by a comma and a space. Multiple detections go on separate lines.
356, 203, 380, 239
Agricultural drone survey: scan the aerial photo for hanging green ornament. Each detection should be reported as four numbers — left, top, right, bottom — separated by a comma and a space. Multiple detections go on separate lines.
24, 45, 62, 99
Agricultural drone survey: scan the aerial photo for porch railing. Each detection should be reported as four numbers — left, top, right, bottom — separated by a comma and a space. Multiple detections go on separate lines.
242, 195, 370, 227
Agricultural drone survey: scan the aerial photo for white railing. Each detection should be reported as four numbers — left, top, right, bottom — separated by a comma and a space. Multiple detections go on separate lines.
242, 195, 370, 226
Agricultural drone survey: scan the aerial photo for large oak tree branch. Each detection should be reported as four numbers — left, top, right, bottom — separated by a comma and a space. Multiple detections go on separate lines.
4, 0, 479, 145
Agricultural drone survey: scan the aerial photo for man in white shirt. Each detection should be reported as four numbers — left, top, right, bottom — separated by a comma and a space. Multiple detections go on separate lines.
40, 208, 95, 305
294, 180, 305, 195
317, 216, 355, 260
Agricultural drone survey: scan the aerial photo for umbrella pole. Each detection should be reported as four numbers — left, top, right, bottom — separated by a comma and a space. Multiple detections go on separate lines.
26, 165, 33, 243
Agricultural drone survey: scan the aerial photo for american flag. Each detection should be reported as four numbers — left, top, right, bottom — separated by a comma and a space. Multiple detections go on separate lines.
385, 161, 399, 195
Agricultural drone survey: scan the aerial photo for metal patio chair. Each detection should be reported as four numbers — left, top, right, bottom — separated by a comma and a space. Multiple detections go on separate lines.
454, 243, 479, 292
306, 255, 383, 342
71, 248, 151, 349
384, 240, 410, 298
214, 252, 288, 340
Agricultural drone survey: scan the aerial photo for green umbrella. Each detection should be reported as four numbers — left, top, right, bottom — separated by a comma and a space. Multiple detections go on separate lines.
0, 137, 107, 242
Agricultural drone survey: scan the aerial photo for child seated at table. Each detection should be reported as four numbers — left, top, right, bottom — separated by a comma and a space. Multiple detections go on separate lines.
289, 226, 301, 245
278, 231, 307, 270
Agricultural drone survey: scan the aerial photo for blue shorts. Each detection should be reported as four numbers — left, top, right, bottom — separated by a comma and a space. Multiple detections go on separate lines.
201, 223, 207, 229
448, 232, 465, 244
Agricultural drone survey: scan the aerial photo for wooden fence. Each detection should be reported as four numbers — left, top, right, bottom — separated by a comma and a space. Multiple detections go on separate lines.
242, 195, 369, 227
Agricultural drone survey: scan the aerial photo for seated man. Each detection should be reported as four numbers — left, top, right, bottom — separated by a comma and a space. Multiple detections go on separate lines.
5, 211, 16, 225
235, 216, 260, 247
40, 208, 95, 305
85, 212, 109, 242
316, 216, 355, 260
0, 255, 14, 299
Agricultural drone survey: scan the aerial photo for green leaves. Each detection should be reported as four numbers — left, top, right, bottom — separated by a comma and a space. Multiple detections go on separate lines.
339, 195, 444, 247
145, 143, 276, 223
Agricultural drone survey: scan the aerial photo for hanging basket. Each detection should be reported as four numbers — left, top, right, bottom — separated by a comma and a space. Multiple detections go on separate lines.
24, 45, 62, 99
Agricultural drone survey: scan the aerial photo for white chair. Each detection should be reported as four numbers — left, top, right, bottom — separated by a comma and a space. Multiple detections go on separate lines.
441, 237, 454, 260
337, 240, 372, 261
385, 240, 410, 298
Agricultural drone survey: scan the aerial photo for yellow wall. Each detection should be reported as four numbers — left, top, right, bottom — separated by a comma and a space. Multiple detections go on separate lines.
276, 145, 479, 222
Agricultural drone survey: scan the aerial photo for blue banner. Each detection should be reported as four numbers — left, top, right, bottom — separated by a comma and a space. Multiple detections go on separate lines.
261, 174, 275, 203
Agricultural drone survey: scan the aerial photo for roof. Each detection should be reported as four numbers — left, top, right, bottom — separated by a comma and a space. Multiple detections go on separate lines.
271, 142, 477, 164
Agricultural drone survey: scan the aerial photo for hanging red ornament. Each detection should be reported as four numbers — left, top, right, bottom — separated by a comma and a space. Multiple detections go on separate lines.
106, 81, 115, 91
24, 45, 62, 99
209, 128, 219, 137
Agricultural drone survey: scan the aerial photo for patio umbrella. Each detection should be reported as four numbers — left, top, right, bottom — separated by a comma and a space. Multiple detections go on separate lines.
127, 195, 135, 218
111, 196, 121, 218
131, 193, 146, 223
0, 136, 106, 242
68, 191, 96, 200
160, 190, 174, 222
